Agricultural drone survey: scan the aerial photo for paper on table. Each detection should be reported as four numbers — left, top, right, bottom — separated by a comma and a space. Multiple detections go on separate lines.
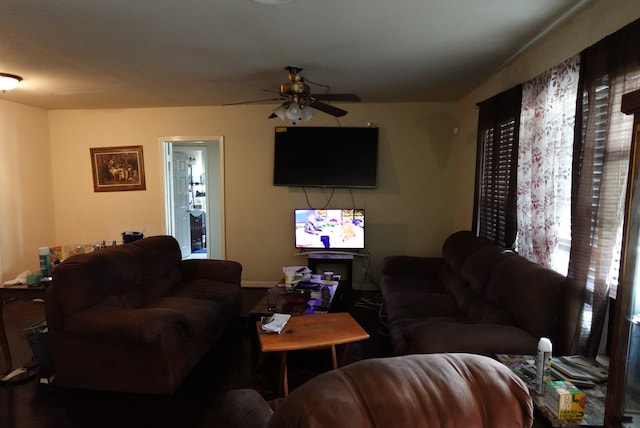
2, 270, 31, 286
261, 313, 291, 334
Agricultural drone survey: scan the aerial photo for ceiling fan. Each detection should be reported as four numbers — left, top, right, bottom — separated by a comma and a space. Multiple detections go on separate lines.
225, 66, 361, 123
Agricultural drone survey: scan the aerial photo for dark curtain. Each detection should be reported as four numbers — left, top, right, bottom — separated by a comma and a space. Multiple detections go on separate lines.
473, 85, 522, 249
568, 19, 640, 357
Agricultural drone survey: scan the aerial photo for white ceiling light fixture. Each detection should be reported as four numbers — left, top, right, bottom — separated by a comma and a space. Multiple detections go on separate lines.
272, 100, 315, 125
0, 73, 23, 92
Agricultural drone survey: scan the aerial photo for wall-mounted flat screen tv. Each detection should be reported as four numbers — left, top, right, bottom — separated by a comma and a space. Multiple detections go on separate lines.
273, 126, 378, 188
295, 209, 365, 250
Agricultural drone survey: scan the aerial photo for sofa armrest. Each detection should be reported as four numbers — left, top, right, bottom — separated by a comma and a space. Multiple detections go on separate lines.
221, 389, 273, 428
179, 259, 242, 284
381, 255, 443, 277
63, 307, 187, 343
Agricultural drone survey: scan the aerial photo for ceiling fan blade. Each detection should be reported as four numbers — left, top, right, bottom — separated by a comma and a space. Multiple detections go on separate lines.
311, 93, 361, 102
268, 112, 278, 119
308, 100, 348, 117
223, 97, 283, 106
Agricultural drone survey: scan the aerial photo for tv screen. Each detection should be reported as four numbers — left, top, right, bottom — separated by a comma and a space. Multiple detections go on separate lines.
273, 126, 378, 188
294, 209, 365, 250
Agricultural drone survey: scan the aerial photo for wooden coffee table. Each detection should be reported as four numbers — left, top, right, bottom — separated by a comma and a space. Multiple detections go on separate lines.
255, 312, 369, 396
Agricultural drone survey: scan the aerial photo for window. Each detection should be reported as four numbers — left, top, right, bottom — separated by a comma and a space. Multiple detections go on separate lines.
473, 85, 522, 249
515, 55, 580, 274
474, 18, 640, 356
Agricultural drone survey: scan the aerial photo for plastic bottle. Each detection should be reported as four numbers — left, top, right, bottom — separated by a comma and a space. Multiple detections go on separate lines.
536, 337, 553, 394
38, 247, 51, 278
321, 286, 331, 307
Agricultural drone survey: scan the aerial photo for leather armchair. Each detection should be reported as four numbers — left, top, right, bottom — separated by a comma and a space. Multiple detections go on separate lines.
222, 353, 533, 428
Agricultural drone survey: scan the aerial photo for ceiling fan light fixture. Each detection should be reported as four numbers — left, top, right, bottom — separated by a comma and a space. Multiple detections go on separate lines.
300, 105, 315, 121
0, 73, 22, 91
285, 103, 302, 121
272, 103, 289, 120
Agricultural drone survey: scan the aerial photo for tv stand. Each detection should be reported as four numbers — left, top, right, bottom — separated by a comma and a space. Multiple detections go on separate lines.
295, 249, 366, 257
306, 253, 353, 311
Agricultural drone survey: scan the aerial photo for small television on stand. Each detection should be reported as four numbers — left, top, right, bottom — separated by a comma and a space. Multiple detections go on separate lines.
294, 209, 365, 252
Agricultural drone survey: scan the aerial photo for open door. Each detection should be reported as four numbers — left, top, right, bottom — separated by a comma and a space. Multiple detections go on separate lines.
172, 150, 191, 257
162, 137, 225, 260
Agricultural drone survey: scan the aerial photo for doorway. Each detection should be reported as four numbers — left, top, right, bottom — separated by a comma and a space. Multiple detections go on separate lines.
161, 137, 225, 260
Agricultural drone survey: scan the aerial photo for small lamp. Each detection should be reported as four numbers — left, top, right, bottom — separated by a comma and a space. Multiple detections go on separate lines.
0, 73, 22, 91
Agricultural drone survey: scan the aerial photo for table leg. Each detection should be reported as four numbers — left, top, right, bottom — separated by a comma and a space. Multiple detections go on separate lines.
0, 299, 13, 376
340, 343, 351, 367
279, 351, 289, 397
330, 345, 338, 369
250, 315, 262, 372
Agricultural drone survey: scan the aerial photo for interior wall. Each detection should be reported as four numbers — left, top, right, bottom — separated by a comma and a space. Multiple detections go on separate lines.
48, 102, 460, 289
452, 0, 640, 229
13, 0, 638, 289
0, 99, 54, 282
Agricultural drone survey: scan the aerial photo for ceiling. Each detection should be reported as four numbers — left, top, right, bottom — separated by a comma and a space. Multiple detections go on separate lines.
0, 0, 589, 110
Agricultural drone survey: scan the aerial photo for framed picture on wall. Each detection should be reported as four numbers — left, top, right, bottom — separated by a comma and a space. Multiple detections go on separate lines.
90, 145, 146, 192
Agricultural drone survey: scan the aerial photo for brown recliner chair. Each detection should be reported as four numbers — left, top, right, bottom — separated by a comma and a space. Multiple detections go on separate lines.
222, 353, 533, 428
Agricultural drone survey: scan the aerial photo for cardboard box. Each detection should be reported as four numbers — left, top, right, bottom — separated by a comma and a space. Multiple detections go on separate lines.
544, 381, 586, 420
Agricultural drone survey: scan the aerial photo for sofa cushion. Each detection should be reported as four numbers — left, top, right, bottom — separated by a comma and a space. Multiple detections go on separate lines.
170, 279, 241, 306
120, 235, 183, 278
457, 245, 510, 294
120, 236, 184, 301
395, 319, 538, 356
64, 306, 187, 343
441, 230, 492, 273
444, 245, 509, 314
52, 249, 142, 317
150, 296, 222, 337
485, 256, 567, 341
467, 299, 516, 325
383, 291, 463, 323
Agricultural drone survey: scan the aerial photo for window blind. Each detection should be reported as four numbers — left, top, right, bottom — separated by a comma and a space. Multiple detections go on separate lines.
568, 18, 640, 356
474, 85, 522, 248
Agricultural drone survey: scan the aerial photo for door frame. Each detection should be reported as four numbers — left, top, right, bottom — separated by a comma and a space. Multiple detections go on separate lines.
160, 136, 225, 259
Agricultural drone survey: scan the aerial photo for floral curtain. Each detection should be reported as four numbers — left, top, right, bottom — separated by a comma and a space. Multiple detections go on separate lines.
516, 55, 580, 271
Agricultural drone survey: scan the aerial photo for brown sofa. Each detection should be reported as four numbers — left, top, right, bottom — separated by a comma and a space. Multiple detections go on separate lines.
45, 235, 242, 394
380, 230, 577, 357
221, 353, 534, 428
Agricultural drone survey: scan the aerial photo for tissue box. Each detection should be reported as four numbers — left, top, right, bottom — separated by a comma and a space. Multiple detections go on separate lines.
543, 381, 586, 420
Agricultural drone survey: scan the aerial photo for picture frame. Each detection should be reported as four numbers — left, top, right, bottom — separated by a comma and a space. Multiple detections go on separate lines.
90, 145, 146, 192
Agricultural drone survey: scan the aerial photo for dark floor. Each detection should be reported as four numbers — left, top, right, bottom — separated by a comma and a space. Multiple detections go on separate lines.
0, 289, 392, 428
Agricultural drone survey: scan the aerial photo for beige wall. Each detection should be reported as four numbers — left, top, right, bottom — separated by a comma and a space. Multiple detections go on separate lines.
0, 100, 54, 281
3, 0, 640, 289
48, 102, 460, 289
452, 0, 640, 228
